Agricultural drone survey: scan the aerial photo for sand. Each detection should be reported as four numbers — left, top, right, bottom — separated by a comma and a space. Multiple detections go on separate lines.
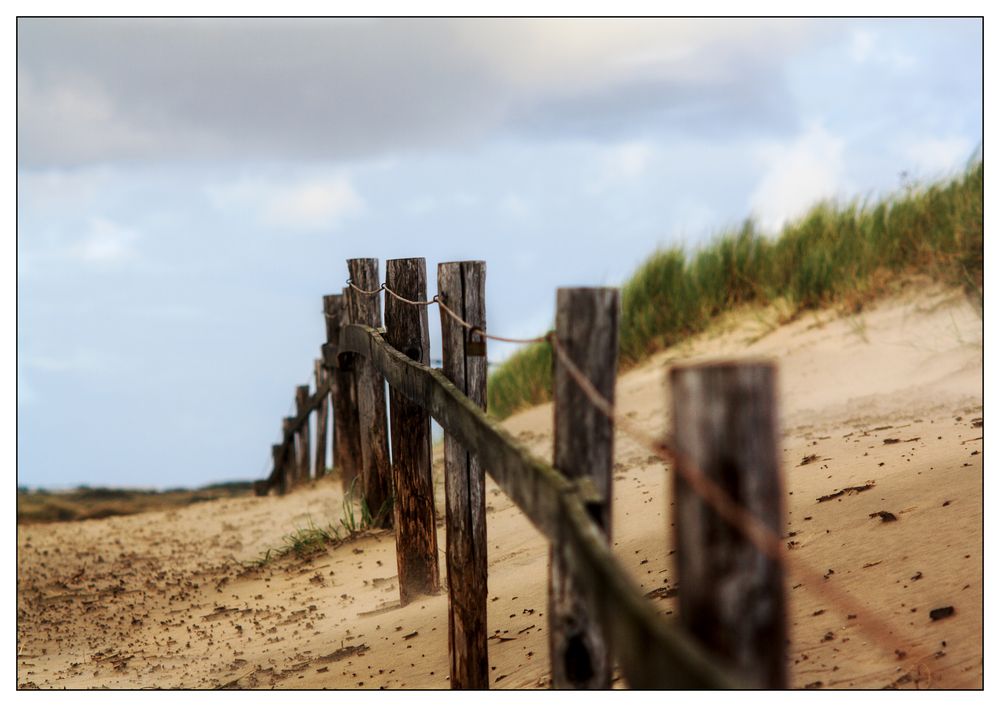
16, 280, 983, 689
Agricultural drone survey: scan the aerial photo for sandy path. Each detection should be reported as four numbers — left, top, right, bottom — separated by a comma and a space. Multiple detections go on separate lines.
17, 281, 982, 689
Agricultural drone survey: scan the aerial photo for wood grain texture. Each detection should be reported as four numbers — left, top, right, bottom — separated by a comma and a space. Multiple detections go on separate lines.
325, 291, 362, 494
337, 322, 736, 689
261, 444, 283, 495
281, 416, 296, 493
271, 444, 284, 495
437, 261, 489, 689
346, 259, 393, 528
294, 385, 311, 485
314, 359, 329, 479
385, 258, 440, 604
549, 287, 618, 689
671, 361, 787, 689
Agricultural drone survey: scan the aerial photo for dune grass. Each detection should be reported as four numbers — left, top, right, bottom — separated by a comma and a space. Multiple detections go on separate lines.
487, 161, 983, 419
16, 482, 255, 524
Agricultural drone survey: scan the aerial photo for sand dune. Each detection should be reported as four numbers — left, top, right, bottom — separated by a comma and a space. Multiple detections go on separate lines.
17, 280, 983, 689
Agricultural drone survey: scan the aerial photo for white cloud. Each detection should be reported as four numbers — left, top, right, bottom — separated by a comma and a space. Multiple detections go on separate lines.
845, 27, 915, 73
587, 141, 656, 194
74, 217, 139, 265
605, 141, 654, 180
749, 123, 848, 232
18, 70, 157, 165
263, 177, 363, 231
901, 136, 974, 177
848, 29, 875, 64
17, 213, 140, 278
206, 174, 365, 232
18, 19, 818, 167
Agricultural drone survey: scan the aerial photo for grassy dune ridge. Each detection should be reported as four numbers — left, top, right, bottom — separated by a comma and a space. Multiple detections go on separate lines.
16, 482, 254, 524
487, 161, 983, 419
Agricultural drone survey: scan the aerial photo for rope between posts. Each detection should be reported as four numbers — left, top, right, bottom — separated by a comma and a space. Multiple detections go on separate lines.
345, 279, 549, 345
341, 274, 908, 661
546, 333, 911, 662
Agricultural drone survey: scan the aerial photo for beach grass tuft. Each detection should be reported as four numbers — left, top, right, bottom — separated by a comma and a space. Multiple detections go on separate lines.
487, 161, 983, 419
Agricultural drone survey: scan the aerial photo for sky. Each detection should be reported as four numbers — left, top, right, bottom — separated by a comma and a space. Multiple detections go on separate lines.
16, 17, 984, 490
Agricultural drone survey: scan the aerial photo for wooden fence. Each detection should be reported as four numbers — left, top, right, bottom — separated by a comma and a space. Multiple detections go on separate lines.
255, 257, 787, 690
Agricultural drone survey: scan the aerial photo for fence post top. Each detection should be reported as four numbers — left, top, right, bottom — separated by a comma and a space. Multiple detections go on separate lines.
669, 359, 776, 378
556, 286, 620, 295
437, 260, 486, 268
387, 256, 426, 265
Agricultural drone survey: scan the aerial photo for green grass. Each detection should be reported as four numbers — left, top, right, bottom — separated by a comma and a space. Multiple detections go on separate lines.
488, 161, 983, 419
246, 478, 387, 567
17, 482, 255, 524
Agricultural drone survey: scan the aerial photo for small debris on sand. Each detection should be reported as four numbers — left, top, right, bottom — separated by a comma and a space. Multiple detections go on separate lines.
816, 481, 876, 503
868, 511, 898, 523
929, 606, 955, 621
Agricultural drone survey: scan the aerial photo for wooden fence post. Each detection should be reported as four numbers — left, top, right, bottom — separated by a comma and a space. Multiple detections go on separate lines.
295, 385, 311, 485
346, 258, 393, 528
670, 362, 787, 689
324, 291, 363, 495
385, 258, 440, 603
437, 260, 489, 689
271, 443, 284, 495
282, 416, 296, 492
549, 287, 618, 689
314, 358, 329, 479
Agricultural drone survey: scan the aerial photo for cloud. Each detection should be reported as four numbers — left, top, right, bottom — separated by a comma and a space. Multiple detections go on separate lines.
587, 141, 655, 194
206, 174, 364, 231
849, 29, 876, 63
845, 27, 915, 72
21, 215, 141, 272
263, 177, 364, 231
749, 123, 848, 232
901, 136, 974, 177
17, 18, 817, 167
74, 217, 140, 264
605, 142, 654, 180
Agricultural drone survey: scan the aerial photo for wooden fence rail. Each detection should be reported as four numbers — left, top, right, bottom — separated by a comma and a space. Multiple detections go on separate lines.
254, 382, 331, 495
254, 257, 790, 690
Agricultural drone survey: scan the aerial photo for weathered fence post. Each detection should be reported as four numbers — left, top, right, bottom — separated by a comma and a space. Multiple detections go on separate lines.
670, 362, 787, 689
549, 287, 618, 689
324, 291, 363, 495
385, 258, 440, 603
282, 416, 296, 492
295, 385, 311, 485
271, 443, 284, 495
346, 258, 393, 528
437, 260, 489, 689
314, 358, 329, 478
